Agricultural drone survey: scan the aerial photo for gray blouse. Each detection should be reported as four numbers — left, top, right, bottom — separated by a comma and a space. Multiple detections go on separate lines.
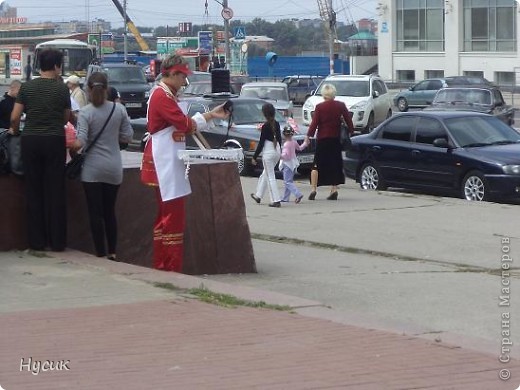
76, 101, 134, 185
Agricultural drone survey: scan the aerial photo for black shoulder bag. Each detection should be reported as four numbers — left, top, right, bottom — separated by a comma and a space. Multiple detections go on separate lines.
340, 115, 352, 151
65, 102, 116, 180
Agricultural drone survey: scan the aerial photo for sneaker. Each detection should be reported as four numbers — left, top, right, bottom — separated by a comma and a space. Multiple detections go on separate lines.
269, 201, 281, 208
308, 191, 317, 201
295, 195, 303, 204
250, 193, 261, 204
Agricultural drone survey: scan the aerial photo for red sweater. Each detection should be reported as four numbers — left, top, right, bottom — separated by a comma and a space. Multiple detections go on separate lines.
307, 99, 354, 140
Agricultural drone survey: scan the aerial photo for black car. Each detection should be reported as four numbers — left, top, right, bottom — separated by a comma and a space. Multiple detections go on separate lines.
424, 86, 515, 126
282, 75, 323, 105
344, 111, 520, 201
86, 62, 151, 118
130, 95, 315, 176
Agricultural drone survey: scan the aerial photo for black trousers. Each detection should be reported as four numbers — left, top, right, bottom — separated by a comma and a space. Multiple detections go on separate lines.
22, 135, 67, 251
82, 182, 120, 257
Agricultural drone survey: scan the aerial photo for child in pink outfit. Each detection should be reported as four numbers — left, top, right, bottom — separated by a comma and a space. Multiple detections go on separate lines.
279, 126, 309, 203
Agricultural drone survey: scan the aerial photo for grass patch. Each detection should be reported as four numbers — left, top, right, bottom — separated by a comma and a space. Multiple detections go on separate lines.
188, 287, 292, 311
153, 282, 183, 291
152, 282, 292, 311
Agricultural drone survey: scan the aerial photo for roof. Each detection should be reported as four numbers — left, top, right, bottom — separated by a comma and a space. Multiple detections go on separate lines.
346, 31, 377, 41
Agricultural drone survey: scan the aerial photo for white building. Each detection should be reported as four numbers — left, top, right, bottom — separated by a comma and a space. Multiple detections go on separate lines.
378, 0, 519, 86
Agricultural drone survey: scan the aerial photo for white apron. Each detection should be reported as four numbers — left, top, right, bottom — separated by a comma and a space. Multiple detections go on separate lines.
151, 127, 191, 202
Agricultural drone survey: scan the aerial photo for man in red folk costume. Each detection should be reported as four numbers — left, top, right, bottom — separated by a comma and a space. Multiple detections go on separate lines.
141, 54, 228, 271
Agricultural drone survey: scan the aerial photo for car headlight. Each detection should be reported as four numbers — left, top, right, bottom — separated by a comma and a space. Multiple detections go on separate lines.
350, 101, 368, 111
502, 165, 520, 175
144, 90, 150, 98
303, 101, 314, 110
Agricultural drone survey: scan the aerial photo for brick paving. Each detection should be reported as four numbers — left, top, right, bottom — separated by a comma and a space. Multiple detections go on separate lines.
1, 299, 519, 390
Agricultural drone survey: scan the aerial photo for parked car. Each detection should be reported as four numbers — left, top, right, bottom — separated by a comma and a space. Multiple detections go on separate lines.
180, 80, 242, 96
86, 62, 151, 118
424, 86, 515, 126
303, 74, 393, 133
393, 76, 494, 112
344, 111, 520, 201
239, 82, 294, 118
282, 75, 323, 105
129, 95, 315, 176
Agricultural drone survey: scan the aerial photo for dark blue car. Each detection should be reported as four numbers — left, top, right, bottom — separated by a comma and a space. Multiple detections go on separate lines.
344, 111, 520, 201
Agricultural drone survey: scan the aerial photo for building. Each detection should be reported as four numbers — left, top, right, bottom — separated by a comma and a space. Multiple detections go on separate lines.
378, 0, 519, 86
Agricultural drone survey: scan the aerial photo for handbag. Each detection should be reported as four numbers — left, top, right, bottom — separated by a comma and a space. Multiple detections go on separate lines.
340, 115, 352, 150
8, 133, 23, 176
65, 102, 116, 180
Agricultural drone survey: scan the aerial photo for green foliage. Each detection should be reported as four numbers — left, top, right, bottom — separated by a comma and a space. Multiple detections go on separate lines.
110, 18, 359, 55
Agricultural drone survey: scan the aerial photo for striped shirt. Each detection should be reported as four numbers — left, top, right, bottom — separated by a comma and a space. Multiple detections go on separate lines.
16, 78, 71, 137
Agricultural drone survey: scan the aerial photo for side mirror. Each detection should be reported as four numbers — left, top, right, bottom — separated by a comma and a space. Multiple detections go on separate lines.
433, 138, 450, 148
408, 86, 414, 91
373, 90, 380, 98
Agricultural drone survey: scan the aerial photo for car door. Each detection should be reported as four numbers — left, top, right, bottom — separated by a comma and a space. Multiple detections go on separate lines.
409, 117, 459, 188
491, 89, 515, 125
423, 80, 443, 106
371, 116, 416, 183
408, 80, 433, 107
372, 79, 389, 123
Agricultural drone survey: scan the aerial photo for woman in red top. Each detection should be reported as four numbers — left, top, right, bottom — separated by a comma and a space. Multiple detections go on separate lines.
141, 54, 228, 272
305, 84, 354, 200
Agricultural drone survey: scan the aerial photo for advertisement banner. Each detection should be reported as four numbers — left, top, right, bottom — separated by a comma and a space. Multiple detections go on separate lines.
9, 48, 22, 76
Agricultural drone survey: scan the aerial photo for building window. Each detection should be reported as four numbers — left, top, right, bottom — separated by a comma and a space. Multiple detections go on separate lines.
463, 70, 484, 78
425, 70, 444, 78
463, 0, 516, 51
397, 70, 415, 81
396, 0, 445, 52
495, 71, 515, 87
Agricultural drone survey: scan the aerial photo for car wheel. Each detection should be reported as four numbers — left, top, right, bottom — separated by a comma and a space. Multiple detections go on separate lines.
360, 163, 387, 191
461, 171, 489, 201
397, 97, 408, 112
386, 109, 392, 119
362, 112, 375, 134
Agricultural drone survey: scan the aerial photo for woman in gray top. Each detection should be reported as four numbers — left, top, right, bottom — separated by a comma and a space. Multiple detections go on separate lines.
72, 72, 133, 260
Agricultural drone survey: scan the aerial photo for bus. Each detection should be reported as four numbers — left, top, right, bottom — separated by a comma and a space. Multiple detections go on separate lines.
32, 39, 96, 84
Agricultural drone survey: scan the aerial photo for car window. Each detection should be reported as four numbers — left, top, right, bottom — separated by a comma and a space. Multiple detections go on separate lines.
188, 103, 207, 117
415, 118, 447, 145
380, 116, 414, 141
241, 86, 288, 101
317, 80, 369, 97
373, 80, 385, 95
287, 79, 299, 87
104, 66, 146, 84
414, 81, 429, 91
494, 89, 505, 105
428, 80, 443, 90
445, 116, 520, 146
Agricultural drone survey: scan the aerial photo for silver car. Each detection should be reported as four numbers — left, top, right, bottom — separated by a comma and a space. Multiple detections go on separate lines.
240, 82, 294, 118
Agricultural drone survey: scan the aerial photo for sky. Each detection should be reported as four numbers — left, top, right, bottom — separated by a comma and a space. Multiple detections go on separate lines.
8, 0, 378, 29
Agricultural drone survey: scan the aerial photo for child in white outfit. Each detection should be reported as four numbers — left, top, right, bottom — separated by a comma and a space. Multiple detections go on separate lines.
279, 126, 309, 203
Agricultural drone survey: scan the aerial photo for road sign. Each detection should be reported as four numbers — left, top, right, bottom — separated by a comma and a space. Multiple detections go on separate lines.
221, 7, 233, 20
234, 26, 246, 40
198, 31, 213, 54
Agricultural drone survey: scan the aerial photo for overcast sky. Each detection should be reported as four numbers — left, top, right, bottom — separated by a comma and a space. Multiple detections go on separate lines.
9, 0, 377, 29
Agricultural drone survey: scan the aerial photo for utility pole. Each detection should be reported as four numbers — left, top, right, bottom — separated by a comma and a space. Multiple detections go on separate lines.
223, 0, 231, 68
123, 0, 128, 61
317, 0, 335, 75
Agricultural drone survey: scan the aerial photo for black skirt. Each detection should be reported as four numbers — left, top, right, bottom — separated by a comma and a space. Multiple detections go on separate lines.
312, 137, 345, 186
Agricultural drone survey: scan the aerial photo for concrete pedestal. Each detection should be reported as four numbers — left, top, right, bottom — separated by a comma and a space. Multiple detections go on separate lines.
0, 159, 256, 275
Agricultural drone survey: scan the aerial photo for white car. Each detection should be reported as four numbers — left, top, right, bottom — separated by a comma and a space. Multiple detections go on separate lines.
302, 74, 393, 133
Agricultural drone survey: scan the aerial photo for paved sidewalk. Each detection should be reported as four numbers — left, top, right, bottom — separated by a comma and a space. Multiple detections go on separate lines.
0, 250, 518, 389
